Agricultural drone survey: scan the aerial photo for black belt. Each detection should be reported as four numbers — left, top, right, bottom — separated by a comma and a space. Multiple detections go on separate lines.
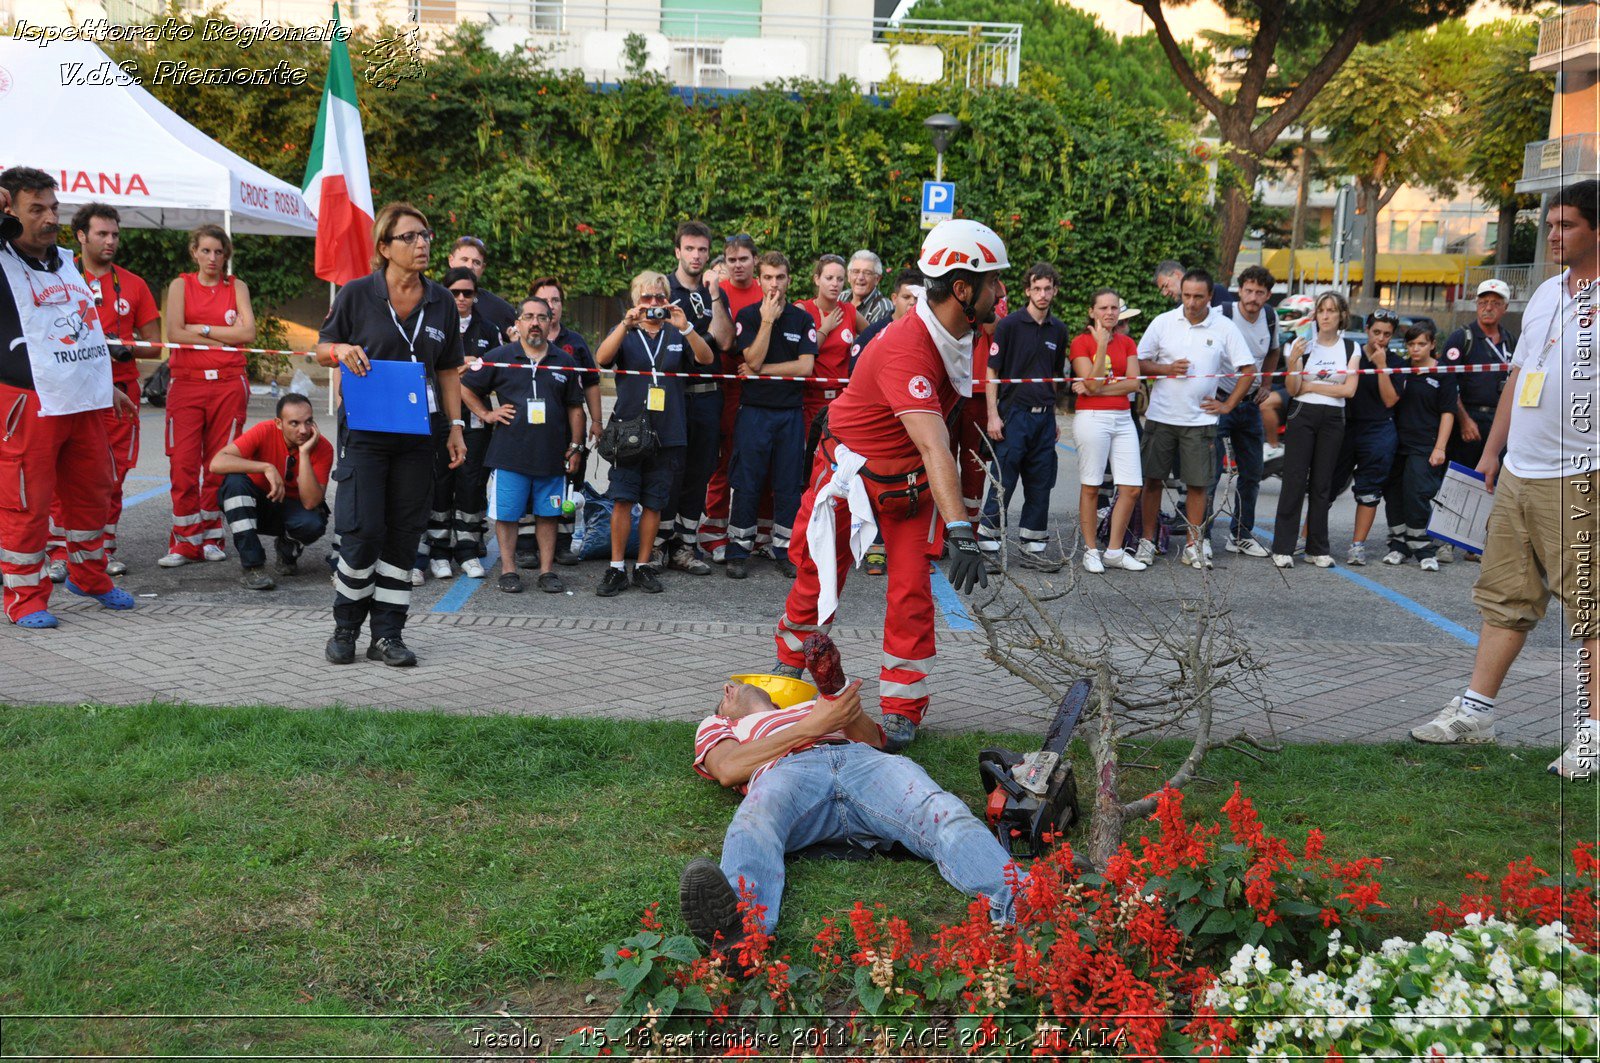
1465, 404, 1497, 415
684, 382, 720, 395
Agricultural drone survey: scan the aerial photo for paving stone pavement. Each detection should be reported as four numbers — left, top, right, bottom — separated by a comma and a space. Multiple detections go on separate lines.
0, 596, 1570, 749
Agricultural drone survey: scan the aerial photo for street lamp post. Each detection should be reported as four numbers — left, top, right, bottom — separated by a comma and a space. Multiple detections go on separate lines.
924, 112, 960, 183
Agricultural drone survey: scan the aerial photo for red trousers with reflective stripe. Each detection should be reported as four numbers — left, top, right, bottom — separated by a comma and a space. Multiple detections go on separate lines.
0, 384, 115, 622
957, 394, 989, 523
165, 373, 248, 559
776, 448, 944, 724
50, 378, 140, 562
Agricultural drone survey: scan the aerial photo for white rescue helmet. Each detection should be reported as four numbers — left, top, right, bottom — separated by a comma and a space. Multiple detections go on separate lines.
918, 220, 1009, 278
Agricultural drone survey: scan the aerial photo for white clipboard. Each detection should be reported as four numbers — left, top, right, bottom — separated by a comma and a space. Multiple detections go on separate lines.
1427, 462, 1494, 555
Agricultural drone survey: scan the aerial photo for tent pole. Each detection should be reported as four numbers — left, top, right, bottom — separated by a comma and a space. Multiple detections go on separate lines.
329, 282, 339, 417
224, 210, 234, 276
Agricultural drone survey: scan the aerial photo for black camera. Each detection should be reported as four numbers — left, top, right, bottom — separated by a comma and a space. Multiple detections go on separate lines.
643, 306, 669, 321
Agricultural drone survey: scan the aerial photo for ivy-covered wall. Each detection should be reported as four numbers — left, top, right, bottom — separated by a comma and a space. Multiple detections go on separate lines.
101, 19, 1216, 332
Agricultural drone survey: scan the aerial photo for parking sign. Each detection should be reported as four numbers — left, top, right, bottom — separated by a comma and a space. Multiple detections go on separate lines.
920, 181, 955, 230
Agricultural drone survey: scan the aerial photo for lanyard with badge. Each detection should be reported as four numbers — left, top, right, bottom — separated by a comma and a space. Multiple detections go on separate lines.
640, 329, 667, 412
388, 301, 438, 413
1518, 295, 1583, 408
526, 353, 548, 424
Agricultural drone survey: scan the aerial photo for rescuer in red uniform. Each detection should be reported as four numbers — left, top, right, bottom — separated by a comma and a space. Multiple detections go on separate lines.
159, 223, 257, 567
0, 168, 137, 627
773, 220, 1007, 752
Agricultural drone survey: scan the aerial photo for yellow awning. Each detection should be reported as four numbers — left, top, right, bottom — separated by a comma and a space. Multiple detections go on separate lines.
1262, 249, 1471, 286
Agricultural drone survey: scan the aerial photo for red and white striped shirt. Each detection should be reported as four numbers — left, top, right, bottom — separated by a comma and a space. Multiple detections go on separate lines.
692, 702, 848, 794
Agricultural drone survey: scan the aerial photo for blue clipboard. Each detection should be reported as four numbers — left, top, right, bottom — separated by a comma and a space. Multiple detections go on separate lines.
341, 360, 432, 435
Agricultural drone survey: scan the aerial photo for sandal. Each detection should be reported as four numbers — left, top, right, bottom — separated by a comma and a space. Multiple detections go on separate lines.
496, 572, 523, 594
865, 549, 886, 576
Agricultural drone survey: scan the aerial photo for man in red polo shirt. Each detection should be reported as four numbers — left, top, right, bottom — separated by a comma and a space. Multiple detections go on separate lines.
773, 220, 1007, 752
45, 203, 160, 580
210, 393, 334, 590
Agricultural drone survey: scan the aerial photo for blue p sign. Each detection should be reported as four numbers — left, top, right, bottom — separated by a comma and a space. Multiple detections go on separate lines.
921, 181, 955, 230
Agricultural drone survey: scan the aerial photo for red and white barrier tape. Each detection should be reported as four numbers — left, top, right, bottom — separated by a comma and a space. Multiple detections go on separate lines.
118, 340, 1512, 385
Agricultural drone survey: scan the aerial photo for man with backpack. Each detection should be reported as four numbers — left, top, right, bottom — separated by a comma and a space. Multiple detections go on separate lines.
1206, 265, 1281, 558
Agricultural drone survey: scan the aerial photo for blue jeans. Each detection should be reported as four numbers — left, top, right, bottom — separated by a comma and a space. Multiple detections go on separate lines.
1336, 418, 1398, 507
720, 743, 1017, 932
980, 405, 1058, 550
1208, 401, 1264, 540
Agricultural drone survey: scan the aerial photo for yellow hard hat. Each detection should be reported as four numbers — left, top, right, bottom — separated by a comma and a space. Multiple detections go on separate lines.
729, 673, 819, 709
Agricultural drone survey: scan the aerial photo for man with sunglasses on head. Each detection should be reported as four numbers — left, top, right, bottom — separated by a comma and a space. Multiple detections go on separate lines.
0, 167, 138, 628
447, 236, 516, 341
42, 203, 160, 581
1332, 309, 1402, 566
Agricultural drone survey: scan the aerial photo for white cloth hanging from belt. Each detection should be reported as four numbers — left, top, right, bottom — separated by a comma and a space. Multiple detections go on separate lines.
806, 442, 879, 622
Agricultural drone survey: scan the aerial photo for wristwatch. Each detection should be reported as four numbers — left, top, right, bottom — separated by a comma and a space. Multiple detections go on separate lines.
449, 418, 465, 428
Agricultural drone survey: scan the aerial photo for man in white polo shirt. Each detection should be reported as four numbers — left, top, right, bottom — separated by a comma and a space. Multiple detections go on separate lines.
1410, 180, 1598, 780
1135, 268, 1257, 568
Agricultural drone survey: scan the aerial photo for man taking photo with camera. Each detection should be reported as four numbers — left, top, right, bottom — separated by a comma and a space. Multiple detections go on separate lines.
50, 203, 160, 580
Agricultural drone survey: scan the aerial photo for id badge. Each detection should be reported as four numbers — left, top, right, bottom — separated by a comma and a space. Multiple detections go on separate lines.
469, 411, 484, 430
527, 399, 547, 425
426, 382, 439, 414
647, 386, 667, 412
1518, 371, 1546, 408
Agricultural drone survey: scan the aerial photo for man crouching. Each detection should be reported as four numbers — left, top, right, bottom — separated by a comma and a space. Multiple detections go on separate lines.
680, 678, 1017, 952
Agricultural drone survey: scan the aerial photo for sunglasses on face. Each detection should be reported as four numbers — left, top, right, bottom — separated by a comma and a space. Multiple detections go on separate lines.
449, 288, 477, 299
388, 228, 435, 246
638, 294, 668, 304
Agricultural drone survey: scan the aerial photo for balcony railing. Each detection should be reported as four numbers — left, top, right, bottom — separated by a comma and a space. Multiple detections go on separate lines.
1536, 3, 1598, 60
1518, 133, 1599, 192
113, 2, 1022, 89
1457, 262, 1563, 310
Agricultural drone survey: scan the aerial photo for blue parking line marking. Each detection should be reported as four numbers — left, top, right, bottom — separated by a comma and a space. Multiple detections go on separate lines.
929, 564, 978, 632
1247, 524, 1478, 648
122, 482, 171, 508
432, 537, 501, 613
1056, 441, 1077, 454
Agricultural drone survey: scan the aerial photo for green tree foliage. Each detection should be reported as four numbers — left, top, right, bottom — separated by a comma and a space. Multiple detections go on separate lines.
98, 12, 1214, 326
1460, 19, 1552, 264
906, 0, 1208, 118
1310, 29, 1459, 298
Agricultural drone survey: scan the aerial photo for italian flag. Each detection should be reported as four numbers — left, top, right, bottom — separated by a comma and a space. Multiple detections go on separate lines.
302, 3, 373, 286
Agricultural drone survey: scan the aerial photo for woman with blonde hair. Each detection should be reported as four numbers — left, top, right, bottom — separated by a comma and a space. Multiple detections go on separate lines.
1269, 291, 1361, 569
593, 270, 715, 596
314, 202, 466, 667
159, 223, 257, 566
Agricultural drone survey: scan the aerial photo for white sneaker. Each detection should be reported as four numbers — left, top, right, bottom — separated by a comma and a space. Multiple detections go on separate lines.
409, 567, 425, 586
1226, 537, 1271, 558
1082, 549, 1105, 574
157, 552, 190, 568
1272, 553, 1294, 569
1308, 554, 1335, 568
1180, 542, 1205, 570
1346, 541, 1367, 566
1105, 549, 1147, 572
1549, 720, 1596, 780
460, 558, 486, 579
203, 544, 227, 562
1411, 697, 1496, 745
1420, 557, 1439, 572
1263, 444, 1286, 463
1134, 538, 1156, 566
429, 558, 453, 580
46, 560, 66, 583
1294, 537, 1307, 556
1382, 550, 1405, 566
1436, 544, 1457, 564
1202, 539, 1214, 562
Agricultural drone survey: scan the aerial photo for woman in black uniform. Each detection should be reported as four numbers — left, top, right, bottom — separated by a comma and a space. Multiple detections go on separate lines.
315, 203, 465, 666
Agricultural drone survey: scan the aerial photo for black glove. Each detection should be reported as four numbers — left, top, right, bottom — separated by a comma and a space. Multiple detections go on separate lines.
945, 522, 988, 595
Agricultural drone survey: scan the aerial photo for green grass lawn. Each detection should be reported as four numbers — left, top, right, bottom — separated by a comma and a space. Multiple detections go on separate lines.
0, 701, 1589, 1056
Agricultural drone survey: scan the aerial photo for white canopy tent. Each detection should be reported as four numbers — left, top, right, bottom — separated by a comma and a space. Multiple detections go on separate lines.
0, 37, 318, 237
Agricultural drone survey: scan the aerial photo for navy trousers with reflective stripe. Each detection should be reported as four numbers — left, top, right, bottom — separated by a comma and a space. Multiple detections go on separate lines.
220, 473, 328, 570
331, 430, 432, 639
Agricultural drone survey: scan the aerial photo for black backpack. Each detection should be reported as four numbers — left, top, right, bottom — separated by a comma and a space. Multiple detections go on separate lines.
142, 361, 171, 408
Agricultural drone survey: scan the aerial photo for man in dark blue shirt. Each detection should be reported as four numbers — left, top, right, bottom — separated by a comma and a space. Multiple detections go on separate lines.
1443, 279, 1517, 472
728, 252, 816, 580
461, 296, 584, 594
662, 222, 735, 576
520, 276, 600, 570
981, 262, 1069, 570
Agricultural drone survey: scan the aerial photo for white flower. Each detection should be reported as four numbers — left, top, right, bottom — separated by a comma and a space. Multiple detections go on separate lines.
1381, 936, 1411, 958
1253, 945, 1272, 974
1463, 913, 1483, 927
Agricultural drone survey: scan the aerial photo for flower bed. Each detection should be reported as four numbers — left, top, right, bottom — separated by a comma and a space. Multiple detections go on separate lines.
569, 787, 1598, 1059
